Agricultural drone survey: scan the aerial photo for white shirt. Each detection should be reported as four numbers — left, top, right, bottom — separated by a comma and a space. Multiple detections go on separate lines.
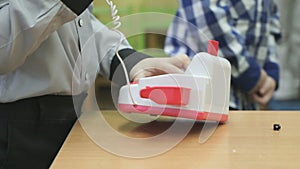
0, 0, 131, 102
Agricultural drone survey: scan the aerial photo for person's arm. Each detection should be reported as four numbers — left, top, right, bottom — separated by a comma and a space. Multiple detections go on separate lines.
87, 12, 150, 84
88, 12, 190, 85
0, 0, 92, 74
263, 1, 281, 90
165, 0, 265, 93
253, 33, 280, 106
252, 1, 281, 105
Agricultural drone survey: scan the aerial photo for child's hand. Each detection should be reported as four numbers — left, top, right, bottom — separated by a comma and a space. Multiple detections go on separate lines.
248, 70, 267, 95
130, 54, 190, 81
251, 76, 276, 106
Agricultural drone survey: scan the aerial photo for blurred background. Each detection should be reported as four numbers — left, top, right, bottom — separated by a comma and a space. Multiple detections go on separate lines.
93, 0, 300, 110
93, 0, 177, 51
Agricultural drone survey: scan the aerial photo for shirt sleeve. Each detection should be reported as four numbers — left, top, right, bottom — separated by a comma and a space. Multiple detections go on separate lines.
263, 1, 281, 90
165, 0, 262, 93
165, 10, 200, 57
88, 12, 150, 84
0, 0, 77, 74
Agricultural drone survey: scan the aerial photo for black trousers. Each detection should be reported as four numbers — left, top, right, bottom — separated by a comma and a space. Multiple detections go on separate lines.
0, 94, 86, 169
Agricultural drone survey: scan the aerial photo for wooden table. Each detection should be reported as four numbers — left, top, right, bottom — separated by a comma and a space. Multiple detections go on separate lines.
51, 111, 300, 169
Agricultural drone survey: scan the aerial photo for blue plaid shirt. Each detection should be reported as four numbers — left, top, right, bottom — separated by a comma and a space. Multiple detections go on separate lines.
165, 0, 281, 110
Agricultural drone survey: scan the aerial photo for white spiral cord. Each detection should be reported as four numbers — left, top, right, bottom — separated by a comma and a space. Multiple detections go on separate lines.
105, 0, 137, 105
105, 0, 121, 29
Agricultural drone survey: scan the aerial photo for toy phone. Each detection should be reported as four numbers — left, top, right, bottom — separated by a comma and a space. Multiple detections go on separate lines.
118, 40, 231, 123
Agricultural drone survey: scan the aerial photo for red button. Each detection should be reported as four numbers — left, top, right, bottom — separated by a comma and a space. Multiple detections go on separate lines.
140, 86, 191, 106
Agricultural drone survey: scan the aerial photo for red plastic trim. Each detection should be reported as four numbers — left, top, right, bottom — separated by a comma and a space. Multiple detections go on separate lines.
207, 40, 219, 56
118, 104, 228, 123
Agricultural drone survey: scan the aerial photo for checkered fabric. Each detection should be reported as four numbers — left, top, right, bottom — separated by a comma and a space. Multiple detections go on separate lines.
165, 0, 281, 109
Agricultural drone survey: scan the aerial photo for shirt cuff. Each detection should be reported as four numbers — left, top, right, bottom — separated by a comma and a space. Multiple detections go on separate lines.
109, 48, 151, 85
231, 57, 261, 92
60, 0, 92, 15
264, 62, 280, 90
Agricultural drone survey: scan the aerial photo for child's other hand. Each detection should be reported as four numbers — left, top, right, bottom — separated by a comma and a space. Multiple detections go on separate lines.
251, 76, 276, 106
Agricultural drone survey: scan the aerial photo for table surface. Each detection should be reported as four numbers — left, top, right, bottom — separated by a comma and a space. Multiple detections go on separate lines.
51, 110, 300, 169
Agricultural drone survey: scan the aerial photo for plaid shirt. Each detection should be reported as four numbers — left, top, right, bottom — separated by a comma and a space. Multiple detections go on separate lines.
165, 0, 281, 110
